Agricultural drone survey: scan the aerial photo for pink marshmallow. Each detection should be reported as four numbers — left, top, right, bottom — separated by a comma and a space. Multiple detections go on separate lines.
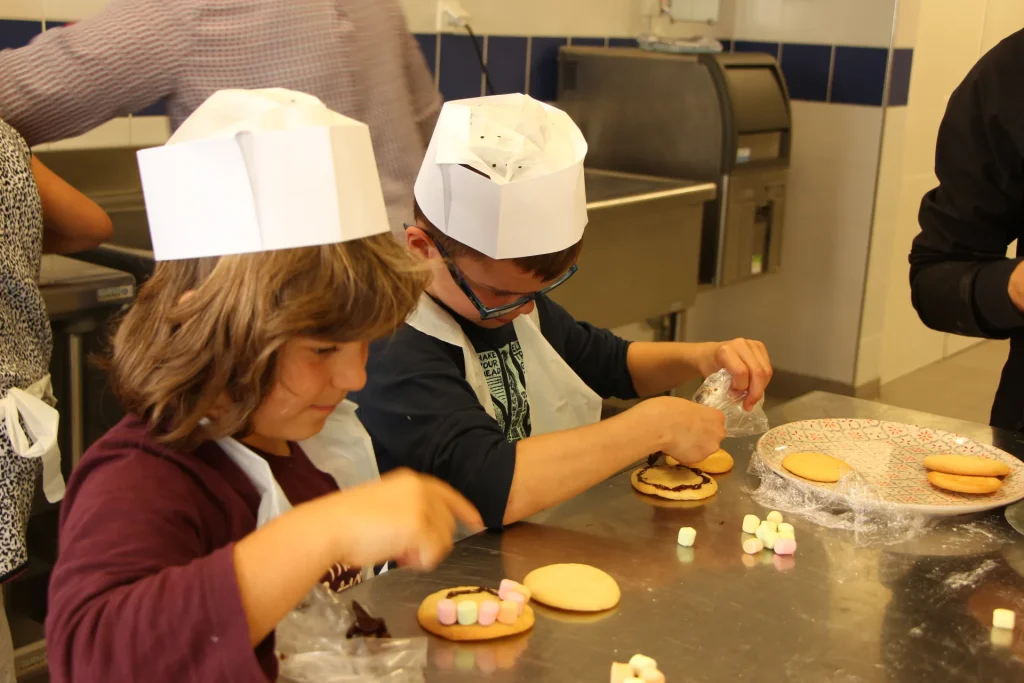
774, 538, 797, 555
506, 590, 526, 616
497, 599, 519, 625
499, 579, 532, 602
640, 669, 666, 683
478, 599, 500, 626
437, 598, 457, 625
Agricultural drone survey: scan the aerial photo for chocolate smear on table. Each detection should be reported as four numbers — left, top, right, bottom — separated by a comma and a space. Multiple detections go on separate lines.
346, 600, 391, 639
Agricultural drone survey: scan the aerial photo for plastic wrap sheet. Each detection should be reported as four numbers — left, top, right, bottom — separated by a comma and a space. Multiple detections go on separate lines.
693, 369, 769, 437
276, 586, 427, 683
745, 449, 932, 546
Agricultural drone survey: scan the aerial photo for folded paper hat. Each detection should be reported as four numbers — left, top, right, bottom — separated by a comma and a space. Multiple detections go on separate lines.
414, 93, 588, 260
137, 88, 390, 261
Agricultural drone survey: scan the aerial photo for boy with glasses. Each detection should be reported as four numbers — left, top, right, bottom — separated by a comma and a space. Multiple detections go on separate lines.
353, 94, 773, 530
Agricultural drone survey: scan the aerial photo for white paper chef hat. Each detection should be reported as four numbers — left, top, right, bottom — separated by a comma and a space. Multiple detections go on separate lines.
414, 93, 588, 260
137, 88, 390, 261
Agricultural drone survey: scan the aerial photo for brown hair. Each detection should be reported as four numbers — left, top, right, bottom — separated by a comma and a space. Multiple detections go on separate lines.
107, 235, 426, 448
413, 200, 582, 282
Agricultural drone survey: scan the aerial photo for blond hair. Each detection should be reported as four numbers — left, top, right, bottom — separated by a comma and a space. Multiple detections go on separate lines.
108, 235, 425, 447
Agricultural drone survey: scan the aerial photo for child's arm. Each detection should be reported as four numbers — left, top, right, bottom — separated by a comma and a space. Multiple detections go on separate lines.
234, 470, 480, 644
626, 339, 773, 409
504, 395, 725, 525
47, 452, 479, 681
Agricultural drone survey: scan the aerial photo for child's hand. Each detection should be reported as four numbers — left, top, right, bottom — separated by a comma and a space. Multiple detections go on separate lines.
642, 396, 726, 466
697, 338, 773, 410
328, 469, 483, 571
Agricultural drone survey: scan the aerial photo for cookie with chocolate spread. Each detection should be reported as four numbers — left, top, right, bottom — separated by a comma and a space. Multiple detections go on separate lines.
418, 586, 534, 642
630, 464, 719, 500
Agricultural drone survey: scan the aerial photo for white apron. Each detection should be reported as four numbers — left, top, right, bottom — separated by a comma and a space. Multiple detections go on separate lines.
407, 295, 602, 530
213, 399, 379, 581
0, 374, 65, 504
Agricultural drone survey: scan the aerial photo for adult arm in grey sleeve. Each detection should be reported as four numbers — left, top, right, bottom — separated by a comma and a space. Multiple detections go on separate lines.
0, 0, 187, 146
909, 52, 1024, 338
397, 19, 441, 147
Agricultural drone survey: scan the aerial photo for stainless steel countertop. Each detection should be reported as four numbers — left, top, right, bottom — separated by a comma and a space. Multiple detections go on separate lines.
344, 392, 1024, 682
39, 255, 136, 319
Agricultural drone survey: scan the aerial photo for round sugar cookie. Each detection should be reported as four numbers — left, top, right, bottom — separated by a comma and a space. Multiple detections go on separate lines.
631, 465, 718, 501
666, 449, 734, 474
927, 471, 1003, 495
523, 564, 620, 612
923, 454, 1011, 478
782, 452, 851, 483
417, 587, 534, 641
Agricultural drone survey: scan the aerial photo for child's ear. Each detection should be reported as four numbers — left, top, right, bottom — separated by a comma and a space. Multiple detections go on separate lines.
405, 225, 434, 260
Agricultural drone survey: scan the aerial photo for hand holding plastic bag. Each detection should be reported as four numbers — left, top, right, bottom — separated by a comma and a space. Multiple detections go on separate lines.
692, 369, 769, 437
276, 585, 427, 683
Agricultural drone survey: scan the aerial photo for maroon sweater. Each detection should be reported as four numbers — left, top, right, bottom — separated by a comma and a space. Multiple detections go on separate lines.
46, 415, 353, 683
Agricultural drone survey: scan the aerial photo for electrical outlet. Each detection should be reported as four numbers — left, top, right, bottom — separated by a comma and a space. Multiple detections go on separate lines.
436, 0, 470, 32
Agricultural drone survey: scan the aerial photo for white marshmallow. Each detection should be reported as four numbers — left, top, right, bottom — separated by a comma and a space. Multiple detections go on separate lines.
629, 654, 658, 673
743, 537, 764, 554
993, 608, 1016, 631
991, 627, 1013, 648
766, 511, 784, 524
677, 527, 697, 547
742, 514, 760, 534
778, 522, 795, 536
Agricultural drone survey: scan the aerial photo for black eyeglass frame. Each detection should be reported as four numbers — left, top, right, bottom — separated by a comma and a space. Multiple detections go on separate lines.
404, 223, 579, 321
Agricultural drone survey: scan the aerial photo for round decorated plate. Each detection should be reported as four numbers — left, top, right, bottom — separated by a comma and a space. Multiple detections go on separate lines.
756, 419, 1024, 516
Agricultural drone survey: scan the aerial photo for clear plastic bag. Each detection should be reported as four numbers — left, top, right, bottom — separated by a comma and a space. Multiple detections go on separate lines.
276, 585, 427, 683
692, 369, 769, 437
746, 450, 931, 546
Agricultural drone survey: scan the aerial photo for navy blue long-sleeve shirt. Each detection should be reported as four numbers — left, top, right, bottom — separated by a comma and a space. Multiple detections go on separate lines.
352, 295, 637, 528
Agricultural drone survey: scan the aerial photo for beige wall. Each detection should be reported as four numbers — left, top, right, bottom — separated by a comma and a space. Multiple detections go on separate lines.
858, 0, 1024, 387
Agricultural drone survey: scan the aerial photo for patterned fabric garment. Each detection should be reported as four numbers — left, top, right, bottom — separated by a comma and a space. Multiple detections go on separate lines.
479, 341, 531, 442
0, 0, 440, 232
0, 120, 52, 581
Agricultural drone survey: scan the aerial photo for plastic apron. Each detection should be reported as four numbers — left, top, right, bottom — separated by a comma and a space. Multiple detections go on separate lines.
213, 400, 379, 581
0, 374, 65, 504
407, 295, 602, 529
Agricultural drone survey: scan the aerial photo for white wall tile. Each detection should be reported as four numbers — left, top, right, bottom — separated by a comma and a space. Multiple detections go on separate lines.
2, 0, 43, 21
980, 0, 1024, 55
732, 0, 783, 42
48, 117, 130, 150
399, 0, 435, 33
879, 174, 946, 382
129, 115, 170, 148
894, 0, 921, 47
775, 0, 896, 48
857, 107, 906, 386
832, 0, 897, 47
43, 0, 111, 22
789, 101, 885, 167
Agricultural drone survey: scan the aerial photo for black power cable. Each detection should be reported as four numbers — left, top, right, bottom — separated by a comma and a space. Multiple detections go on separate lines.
463, 23, 497, 96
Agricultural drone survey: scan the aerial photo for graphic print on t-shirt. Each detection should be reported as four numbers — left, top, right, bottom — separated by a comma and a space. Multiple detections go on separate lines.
478, 340, 530, 441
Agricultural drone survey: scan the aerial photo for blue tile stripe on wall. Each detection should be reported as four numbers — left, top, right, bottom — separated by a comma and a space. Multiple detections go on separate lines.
411, 34, 914, 108
0, 19, 42, 51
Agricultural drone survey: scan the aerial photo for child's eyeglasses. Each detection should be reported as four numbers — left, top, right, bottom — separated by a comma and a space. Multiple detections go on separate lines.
405, 224, 579, 321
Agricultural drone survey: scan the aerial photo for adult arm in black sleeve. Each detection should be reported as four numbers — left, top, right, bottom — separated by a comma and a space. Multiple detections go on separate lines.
910, 38, 1024, 338
354, 327, 517, 530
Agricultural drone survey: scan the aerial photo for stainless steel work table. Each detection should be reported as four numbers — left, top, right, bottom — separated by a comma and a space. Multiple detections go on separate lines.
344, 392, 1024, 681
